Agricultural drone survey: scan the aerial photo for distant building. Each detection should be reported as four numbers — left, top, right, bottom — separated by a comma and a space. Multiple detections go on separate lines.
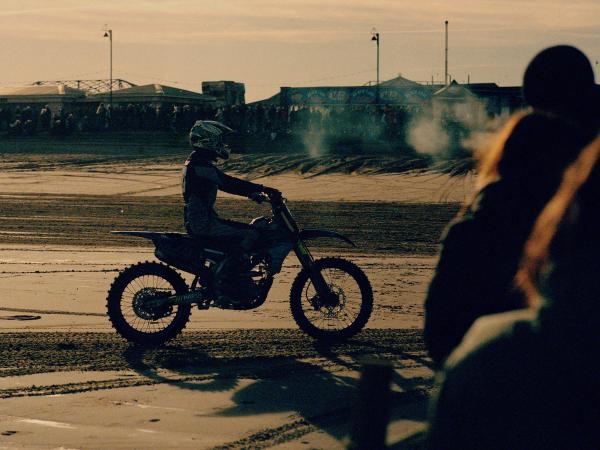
0, 82, 216, 113
201, 81, 245, 106
89, 84, 215, 107
431, 81, 488, 124
269, 76, 429, 108
462, 83, 524, 117
0, 85, 87, 109
252, 75, 525, 117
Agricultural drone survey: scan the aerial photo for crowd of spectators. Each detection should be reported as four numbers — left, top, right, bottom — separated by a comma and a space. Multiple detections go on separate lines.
0, 102, 412, 144
0, 103, 207, 136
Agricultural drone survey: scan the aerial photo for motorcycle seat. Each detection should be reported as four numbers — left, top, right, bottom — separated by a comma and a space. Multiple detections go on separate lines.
186, 234, 238, 252
111, 231, 235, 253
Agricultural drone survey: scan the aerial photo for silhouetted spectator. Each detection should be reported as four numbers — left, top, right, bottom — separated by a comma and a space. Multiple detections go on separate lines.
13, 106, 22, 122
0, 108, 9, 131
254, 104, 266, 134
65, 113, 76, 134
267, 105, 277, 131
424, 45, 599, 367
125, 103, 136, 128
79, 114, 91, 132
21, 106, 33, 124
96, 103, 107, 130
8, 118, 23, 136
39, 105, 52, 131
22, 118, 35, 136
428, 135, 600, 450
169, 105, 178, 132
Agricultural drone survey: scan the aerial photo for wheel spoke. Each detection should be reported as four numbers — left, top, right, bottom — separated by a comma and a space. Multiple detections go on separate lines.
297, 263, 367, 332
117, 272, 180, 334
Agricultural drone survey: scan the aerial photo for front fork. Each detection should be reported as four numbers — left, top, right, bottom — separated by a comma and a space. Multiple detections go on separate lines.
294, 240, 333, 305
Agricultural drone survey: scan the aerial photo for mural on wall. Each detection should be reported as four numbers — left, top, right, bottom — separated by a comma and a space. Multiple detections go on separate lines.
285, 86, 431, 106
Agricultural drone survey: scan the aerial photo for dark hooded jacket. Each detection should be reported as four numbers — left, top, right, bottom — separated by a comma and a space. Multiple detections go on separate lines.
424, 113, 589, 366
428, 245, 600, 450
182, 151, 264, 233
427, 304, 600, 450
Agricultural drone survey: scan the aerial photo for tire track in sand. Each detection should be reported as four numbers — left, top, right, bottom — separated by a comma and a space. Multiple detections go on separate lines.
0, 330, 433, 449
0, 329, 429, 390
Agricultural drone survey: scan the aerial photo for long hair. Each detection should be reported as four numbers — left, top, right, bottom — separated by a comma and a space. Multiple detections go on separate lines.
476, 112, 527, 190
454, 113, 525, 218
459, 110, 585, 219
517, 135, 600, 302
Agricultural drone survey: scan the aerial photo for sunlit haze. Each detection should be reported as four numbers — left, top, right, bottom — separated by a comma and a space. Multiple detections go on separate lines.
1, 0, 598, 101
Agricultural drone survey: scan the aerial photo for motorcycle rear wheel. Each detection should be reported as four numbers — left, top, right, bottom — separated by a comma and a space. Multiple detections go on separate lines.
290, 257, 373, 340
107, 261, 191, 346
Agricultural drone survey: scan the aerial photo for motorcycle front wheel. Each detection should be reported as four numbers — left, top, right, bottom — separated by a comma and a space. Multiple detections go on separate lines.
106, 261, 191, 346
290, 257, 373, 340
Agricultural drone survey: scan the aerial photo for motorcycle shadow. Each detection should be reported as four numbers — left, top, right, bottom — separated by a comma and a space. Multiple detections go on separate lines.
122, 337, 431, 444
122, 342, 359, 441
123, 344, 240, 393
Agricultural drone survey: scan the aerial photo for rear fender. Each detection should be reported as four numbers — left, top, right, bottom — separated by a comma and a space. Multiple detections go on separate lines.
299, 229, 356, 247
111, 231, 183, 241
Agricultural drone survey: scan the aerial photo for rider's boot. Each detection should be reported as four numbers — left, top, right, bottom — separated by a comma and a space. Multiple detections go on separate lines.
213, 252, 251, 307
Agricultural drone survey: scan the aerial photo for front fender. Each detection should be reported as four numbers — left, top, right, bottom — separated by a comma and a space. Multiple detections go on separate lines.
299, 229, 356, 247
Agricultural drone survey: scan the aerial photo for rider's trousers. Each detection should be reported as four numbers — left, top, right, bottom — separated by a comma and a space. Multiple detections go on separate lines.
184, 201, 259, 252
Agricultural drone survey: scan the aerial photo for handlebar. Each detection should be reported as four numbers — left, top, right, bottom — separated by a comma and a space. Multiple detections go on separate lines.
250, 191, 285, 205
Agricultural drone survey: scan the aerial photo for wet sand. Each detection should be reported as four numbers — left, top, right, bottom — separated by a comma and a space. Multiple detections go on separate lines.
0, 158, 471, 449
0, 330, 432, 449
0, 150, 475, 203
0, 245, 434, 331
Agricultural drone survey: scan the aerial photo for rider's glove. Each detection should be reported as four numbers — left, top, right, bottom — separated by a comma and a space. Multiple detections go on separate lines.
249, 192, 265, 203
262, 187, 281, 198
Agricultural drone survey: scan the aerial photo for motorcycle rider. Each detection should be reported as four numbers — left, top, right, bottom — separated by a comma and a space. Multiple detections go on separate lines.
182, 120, 280, 305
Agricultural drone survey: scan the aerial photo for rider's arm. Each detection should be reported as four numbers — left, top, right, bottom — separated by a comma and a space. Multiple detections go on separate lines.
192, 164, 270, 198
215, 168, 265, 197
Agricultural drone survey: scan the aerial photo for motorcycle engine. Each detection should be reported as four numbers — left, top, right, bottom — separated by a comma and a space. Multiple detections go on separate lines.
221, 274, 259, 303
217, 261, 271, 310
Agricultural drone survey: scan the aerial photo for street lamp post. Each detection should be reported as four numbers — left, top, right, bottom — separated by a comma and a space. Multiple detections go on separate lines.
103, 28, 113, 108
371, 29, 380, 85
371, 29, 380, 104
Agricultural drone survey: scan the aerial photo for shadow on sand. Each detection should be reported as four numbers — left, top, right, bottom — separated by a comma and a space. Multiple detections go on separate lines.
122, 332, 434, 446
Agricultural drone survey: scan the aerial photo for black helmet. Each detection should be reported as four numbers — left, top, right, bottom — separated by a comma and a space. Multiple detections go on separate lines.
189, 120, 234, 159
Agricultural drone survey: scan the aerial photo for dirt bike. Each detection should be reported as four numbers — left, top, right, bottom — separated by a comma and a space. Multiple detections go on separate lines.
107, 192, 373, 346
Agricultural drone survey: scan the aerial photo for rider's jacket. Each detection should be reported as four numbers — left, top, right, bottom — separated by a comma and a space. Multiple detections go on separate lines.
182, 151, 264, 226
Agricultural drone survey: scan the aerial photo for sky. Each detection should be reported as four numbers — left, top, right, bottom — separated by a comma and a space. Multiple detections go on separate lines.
0, 0, 598, 101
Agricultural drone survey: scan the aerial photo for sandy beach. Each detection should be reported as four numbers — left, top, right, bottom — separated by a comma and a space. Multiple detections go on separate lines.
0, 154, 472, 449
